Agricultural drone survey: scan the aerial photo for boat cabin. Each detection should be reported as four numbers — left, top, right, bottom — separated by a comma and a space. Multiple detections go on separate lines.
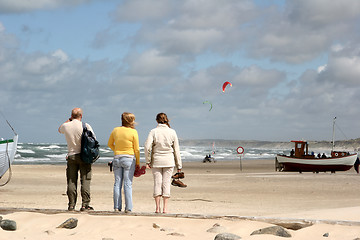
290, 141, 351, 159
290, 141, 315, 159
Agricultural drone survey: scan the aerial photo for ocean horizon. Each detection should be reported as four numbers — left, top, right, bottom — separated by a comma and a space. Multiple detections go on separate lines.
13, 139, 356, 165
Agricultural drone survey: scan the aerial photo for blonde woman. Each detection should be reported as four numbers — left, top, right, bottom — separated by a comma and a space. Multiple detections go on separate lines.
144, 113, 182, 213
108, 112, 140, 212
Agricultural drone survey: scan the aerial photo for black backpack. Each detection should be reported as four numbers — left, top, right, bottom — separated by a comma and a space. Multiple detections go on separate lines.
81, 122, 100, 164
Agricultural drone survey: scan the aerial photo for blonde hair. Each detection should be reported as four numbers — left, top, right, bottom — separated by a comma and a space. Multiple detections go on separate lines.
121, 112, 136, 129
156, 112, 170, 128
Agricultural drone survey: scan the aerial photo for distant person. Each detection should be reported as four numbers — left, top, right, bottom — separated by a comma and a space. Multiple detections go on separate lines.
317, 153, 321, 158
108, 112, 140, 213
321, 153, 327, 159
58, 108, 96, 211
144, 113, 183, 214
290, 149, 295, 157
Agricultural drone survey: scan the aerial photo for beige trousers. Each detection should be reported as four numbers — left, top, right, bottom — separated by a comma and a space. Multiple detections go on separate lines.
152, 167, 174, 198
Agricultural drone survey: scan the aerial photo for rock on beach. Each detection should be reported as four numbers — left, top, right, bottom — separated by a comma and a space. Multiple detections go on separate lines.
214, 232, 241, 240
0, 219, 17, 231
250, 225, 291, 238
57, 218, 78, 229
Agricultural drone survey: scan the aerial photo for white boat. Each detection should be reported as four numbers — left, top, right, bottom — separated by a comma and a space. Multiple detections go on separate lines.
0, 113, 18, 185
275, 117, 358, 173
275, 141, 357, 172
0, 134, 18, 178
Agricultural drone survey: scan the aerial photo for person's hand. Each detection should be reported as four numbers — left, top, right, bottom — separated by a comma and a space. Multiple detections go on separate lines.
146, 163, 151, 169
177, 169, 182, 173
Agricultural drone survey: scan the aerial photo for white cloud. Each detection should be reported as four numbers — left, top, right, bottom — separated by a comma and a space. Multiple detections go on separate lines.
112, 0, 256, 55
111, 0, 175, 22
287, 0, 360, 27
0, 0, 92, 13
146, 28, 224, 55
331, 44, 344, 53
172, 0, 257, 29
111, 0, 360, 64
248, 1, 360, 63
317, 64, 326, 73
327, 56, 360, 86
52, 49, 69, 63
2, 0, 360, 143
126, 49, 179, 76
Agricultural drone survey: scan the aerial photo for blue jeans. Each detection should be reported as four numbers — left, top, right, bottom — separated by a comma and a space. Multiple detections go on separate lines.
113, 155, 135, 211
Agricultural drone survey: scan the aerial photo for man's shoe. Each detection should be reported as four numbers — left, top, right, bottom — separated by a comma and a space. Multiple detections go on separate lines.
80, 205, 94, 211
68, 206, 75, 211
171, 179, 187, 188
172, 172, 185, 179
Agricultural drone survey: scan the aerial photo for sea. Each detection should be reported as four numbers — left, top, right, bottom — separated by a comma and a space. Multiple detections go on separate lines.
13, 142, 308, 165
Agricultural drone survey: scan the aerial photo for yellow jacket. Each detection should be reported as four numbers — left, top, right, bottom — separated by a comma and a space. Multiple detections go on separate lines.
107, 126, 140, 166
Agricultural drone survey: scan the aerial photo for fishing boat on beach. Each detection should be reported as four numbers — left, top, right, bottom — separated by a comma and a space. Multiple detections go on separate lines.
275, 117, 358, 173
0, 113, 18, 186
275, 140, 357, 172
0, 135, 18, 177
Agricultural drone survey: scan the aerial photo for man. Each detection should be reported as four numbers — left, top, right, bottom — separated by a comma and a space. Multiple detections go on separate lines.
58, 108, 95, 211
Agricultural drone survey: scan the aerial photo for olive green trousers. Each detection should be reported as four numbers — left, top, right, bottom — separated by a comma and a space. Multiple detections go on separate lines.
66, 154, 92, 209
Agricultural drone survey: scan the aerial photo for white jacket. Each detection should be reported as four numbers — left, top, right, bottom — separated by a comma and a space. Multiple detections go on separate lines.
144, 124, 182, 169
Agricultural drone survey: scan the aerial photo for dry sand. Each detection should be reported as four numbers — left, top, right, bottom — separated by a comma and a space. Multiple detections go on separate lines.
1, 159, 360, 239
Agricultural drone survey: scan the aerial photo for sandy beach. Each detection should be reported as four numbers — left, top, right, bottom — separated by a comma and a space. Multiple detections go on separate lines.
1, 159, 360, 239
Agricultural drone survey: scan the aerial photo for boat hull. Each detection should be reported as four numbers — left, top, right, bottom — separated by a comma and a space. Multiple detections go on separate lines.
276, 154, 357, 172
0, 135, 18, 177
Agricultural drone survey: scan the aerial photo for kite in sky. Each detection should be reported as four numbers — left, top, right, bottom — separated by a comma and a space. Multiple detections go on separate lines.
203, 101, 212, 111
222, 81, 232, 92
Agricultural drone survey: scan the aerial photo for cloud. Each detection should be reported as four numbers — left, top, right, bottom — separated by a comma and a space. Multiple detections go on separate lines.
175, 0, 257, 29
317, 64, 326, 73
51, 49, 68, 63
111, 0, 257, 55
110, 0, 360, 65
0, 0, 93, 13
1, 0, 360, 143
322, 44, 360, 86
0, 22, 5, 32
272, 42, 360, 135
251, 23, 329, 63
126, 49, 180, 77
287, 0, 360, 27
111, 0, 176, 22
144, 28, 225, 55
249, 0, 360, 63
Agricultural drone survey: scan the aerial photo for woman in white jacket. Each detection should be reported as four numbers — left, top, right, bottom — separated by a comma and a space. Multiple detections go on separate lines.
144, 113, 182, 213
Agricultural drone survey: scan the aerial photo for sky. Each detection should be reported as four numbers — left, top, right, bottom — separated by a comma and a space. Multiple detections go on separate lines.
1, 0, 360, 145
